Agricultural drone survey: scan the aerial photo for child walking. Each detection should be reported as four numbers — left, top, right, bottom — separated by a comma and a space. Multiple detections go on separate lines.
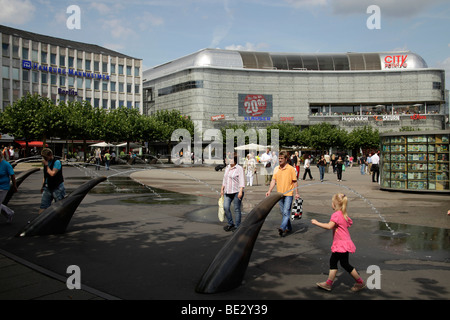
311, 193, 365, 292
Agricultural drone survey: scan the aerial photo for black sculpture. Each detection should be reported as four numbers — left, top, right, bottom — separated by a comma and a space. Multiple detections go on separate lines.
196, 192, 284, 294
2, 168, 40, 206
16, 176, 106, 237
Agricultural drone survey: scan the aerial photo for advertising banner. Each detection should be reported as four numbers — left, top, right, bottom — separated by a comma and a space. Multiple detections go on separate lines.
238, 94, 273, 119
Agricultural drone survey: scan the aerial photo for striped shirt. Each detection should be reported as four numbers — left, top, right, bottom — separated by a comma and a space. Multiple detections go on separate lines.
222, 164, 245, 194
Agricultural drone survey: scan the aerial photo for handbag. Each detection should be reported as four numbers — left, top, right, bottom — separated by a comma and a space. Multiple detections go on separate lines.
218, 195, 225, 222
291, 197, 303, 220
265, 162, 271, 168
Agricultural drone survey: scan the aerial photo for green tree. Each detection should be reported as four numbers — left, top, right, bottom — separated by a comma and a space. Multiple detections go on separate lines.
347, 126, 380, 152
299, 122, 348, 152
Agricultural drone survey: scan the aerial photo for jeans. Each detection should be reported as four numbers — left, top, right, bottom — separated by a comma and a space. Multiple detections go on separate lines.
223, 192, 244, 228
279, 196, 293, 231
360, 164, 365, 175
40, 183, 66, 209
319, 165, 325, 181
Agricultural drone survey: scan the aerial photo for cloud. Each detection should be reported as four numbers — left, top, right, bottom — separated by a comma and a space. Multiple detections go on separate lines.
102, 19, 136, 39
225, 42, 269, 51
0, 0, 36, 25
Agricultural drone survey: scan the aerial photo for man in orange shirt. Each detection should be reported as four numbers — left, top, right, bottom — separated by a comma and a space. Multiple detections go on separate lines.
266, 151, 300, 236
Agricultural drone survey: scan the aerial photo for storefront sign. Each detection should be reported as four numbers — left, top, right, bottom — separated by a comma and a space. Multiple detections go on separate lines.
410, 114, 426, 120
58, 88, 78, 96
373, 115, 400, 121
381, 54, 408, 69
211, 114, 225, 121
244, 117, 271, 121
342, 116, 369, 122
22, 60, 110, 81
238, 94, 273, 118
280, 117, 294, 121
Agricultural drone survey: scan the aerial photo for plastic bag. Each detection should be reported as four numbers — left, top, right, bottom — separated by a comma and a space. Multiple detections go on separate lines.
218, 195, 225, 222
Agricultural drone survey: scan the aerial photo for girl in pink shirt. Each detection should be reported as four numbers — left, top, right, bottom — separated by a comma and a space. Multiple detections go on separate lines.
311, 193, 365, 292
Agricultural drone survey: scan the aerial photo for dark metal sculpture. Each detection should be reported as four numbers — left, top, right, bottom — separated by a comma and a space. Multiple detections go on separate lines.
2, 168, 40, 206
196, 192, 283, 294
16, 176, 106, 237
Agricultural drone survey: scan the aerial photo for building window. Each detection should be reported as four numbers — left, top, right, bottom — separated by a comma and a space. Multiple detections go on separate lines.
94, 98, 99, 108
119, 82, 124, 92
103, 81, 108, 91
94, 61, 99, 72
60, 55, 65, 66
111, 81, 116, 92
32, 49, 38, 62
94, 80, 100, 90
51, 53, 57, 65
41, 73, 48, 84
135, 67, 140, 77
102, 99, 108, 109
51, 74, 57, 85
111, 63, 116, 74
23, 70, 29, 82
12, 68, 19, 81
127, 66, 132, 76
69, 57, 74, 68
59, 75, 65, 86
135, 85, 139, 94
111, 100, 116, 109
2, 43, 10, 57
102, 62, 108, 73
85, 78, 91, 89
433, 82, 441, 90
41, 52, 47, 63
119, 64, 124, 75
85, 59, 91, 70
77, 77, 83, 88
127, 83, 132, 93
32, 71, 39, 83
158, 80, 204, 97
77, 58, 83, 69
12, 46, 19, 58
2, 66, 9, 79
22, 48, 29, 59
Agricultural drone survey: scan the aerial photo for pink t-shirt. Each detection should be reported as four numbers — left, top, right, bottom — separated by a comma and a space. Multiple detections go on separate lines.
330, 211, 356, 253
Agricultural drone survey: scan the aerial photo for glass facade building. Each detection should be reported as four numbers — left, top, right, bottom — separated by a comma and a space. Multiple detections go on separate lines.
143, 49, 447, 132
1, 25, 143, 112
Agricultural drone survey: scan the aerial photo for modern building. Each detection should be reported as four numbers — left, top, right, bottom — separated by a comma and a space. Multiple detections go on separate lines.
1, 25, 143, 112
143, 48, 447, 132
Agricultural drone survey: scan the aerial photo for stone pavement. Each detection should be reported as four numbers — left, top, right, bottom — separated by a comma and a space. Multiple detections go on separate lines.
0, 162, 449, 302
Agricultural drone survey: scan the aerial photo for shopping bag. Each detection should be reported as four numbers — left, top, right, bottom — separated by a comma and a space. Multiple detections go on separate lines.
218, 195, 225, 222
291, 197, 303, 220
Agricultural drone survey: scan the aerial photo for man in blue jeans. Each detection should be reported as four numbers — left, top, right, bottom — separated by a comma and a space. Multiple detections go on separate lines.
266, 151, 300, 237
39, 148, 66, 214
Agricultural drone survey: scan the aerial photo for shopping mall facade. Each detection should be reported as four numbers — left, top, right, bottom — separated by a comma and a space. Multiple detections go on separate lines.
143, 48, 448, 132
1, 25, 143, 112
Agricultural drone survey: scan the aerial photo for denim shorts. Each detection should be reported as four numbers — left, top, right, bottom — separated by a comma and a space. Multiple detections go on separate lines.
40, 183, 66, 209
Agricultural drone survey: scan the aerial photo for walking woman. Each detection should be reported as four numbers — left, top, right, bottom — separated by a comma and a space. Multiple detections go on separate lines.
221, 153, 245, 232
317, 154, 326, 182
336, 155, 344, 182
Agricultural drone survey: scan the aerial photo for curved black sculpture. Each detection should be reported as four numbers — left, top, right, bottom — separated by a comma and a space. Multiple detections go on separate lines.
196, 192, 284, 294
16, 176, 106, 237
2, 168, 40, 206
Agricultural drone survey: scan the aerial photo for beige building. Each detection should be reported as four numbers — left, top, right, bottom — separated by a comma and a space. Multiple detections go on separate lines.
1, 25, 143, 112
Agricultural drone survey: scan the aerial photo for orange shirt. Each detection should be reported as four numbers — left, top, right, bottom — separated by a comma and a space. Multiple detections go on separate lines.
272, 164, 297, 196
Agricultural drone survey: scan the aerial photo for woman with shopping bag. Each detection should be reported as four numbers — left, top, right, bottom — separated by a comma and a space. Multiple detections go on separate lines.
221, 153, 245, 232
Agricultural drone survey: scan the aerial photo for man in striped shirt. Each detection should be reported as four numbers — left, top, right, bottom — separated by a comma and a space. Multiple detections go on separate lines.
221, 153, 245, 232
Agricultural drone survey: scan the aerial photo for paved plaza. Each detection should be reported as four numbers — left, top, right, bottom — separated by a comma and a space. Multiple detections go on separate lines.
0, 161, 449, 302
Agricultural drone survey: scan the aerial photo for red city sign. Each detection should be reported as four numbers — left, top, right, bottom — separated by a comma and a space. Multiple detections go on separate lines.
384, 55, 407, 69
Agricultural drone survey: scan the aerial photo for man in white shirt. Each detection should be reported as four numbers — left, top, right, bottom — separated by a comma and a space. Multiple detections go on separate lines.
371, 151, 380, 183
260, 148, 273, 185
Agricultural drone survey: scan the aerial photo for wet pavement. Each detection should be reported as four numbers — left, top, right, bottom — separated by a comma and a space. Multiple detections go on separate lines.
0, 162, 449, 302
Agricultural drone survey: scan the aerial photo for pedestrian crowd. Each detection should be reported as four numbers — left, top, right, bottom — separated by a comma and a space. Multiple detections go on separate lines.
220, 147, 370, 292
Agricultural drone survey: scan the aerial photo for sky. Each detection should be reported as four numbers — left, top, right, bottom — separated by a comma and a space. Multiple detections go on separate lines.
1, 0, 449, 88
